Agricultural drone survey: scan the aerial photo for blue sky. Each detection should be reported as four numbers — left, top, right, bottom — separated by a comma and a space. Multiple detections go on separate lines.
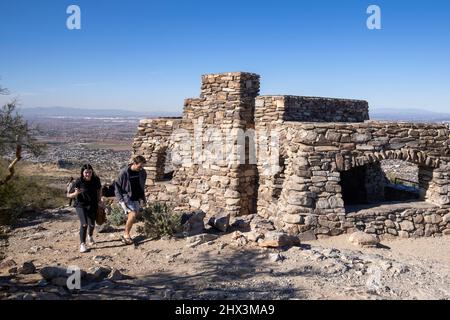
0, 0, 449, 113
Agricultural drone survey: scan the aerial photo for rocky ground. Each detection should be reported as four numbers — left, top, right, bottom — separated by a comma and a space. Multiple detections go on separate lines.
0, 208, 449, 300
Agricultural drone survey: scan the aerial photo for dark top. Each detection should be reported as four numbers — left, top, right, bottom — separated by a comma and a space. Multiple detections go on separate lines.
129, 168, 144, 201
114, 165, 147, 203
70, 176, 102, 208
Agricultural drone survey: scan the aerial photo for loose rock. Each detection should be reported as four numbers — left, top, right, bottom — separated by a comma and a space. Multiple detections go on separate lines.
348, 231, 380, 248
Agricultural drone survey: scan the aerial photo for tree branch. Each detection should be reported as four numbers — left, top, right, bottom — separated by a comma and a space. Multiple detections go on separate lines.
0, 137, 22, 186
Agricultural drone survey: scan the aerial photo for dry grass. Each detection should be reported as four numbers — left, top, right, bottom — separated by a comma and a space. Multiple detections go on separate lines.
0, 160, 69, 225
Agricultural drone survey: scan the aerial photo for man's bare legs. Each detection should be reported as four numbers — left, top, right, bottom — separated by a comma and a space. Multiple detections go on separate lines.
124, 211, 137, 239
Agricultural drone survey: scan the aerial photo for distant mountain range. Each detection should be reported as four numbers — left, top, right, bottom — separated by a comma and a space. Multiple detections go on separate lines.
17, 106, 450, 123
370, 108, 450, 122
19, 106, 181, 119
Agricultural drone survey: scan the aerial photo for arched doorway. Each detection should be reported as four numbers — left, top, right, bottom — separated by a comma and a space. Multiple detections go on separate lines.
338, 152, 436, 209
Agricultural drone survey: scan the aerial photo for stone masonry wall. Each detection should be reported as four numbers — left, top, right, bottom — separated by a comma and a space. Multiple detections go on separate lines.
133, 72, 260, 217
270, 121, 450, 239
133, 118, 182, 183
255, 96, 369, 123
344, 203, 450, 239
132, 72, 450, 239
132, 118, 185, 205
283, 96, 369, 122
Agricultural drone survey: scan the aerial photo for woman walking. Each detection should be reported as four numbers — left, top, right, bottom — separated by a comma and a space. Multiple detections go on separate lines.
67, 164, 102, 253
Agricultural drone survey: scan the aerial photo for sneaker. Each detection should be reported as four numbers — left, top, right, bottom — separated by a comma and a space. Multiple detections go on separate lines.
80, 243, 88, 253
87, 236, 96, 246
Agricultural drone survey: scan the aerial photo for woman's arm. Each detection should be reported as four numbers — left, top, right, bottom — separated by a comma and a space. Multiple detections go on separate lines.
67, 188, 81, 199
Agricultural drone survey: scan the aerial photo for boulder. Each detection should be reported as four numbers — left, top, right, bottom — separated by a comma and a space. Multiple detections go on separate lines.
40, 266, 69, 280
231, 216, 252, 231
87, 266, 112, 281
40, 266, 87, 282
348, 231, 380, 248
208, 213, 230, 232
258, 232, 300, 248
180, 210, 205, 237
51, 277, 70, 287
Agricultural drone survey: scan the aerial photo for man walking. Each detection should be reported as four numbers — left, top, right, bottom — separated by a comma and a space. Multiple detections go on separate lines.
114, 155, 147, 245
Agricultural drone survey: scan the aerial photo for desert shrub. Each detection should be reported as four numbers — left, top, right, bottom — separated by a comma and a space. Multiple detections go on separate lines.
0, 160, 67, 225
137, 202, 182, 239
0, 185, 23, 225
108, 203, 127, 226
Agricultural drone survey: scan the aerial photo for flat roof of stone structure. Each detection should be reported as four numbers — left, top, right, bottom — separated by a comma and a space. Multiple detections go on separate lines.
258, 95, 368, 103
202, 71, 260, 77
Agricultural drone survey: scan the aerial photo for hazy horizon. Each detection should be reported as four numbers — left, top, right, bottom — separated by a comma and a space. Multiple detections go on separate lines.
16, 105, 450, 117
15, 105, 450, 124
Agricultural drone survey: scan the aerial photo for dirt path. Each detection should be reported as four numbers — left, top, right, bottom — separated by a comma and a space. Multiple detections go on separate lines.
1, 208, 449, 300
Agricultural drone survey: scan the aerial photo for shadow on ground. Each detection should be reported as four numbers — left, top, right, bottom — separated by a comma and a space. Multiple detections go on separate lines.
70, 248, 308, 300
13, 209, 75, 229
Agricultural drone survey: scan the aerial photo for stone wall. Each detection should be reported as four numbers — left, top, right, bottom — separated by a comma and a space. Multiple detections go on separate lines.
133, 118, 182, 183
267, 121, 450, 238
132, 71, 450, 239
345, 203, 450, 239
255, 95, 369, 123
133, 72, 260, 217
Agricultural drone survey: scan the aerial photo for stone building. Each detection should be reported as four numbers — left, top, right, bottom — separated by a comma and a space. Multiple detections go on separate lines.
132, 72, 450, 239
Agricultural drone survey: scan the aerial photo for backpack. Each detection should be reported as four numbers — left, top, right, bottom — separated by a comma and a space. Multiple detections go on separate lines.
66, 181, 75, 194
102, 183, 116, 198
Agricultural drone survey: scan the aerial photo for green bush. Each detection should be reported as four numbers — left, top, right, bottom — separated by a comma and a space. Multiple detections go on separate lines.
137, 202, 182, 240
108, 203, 128, 226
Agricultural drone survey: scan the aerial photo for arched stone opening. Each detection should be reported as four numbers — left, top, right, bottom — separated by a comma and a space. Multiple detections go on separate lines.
338, 150, 440, 209
155, 147, 174, 182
